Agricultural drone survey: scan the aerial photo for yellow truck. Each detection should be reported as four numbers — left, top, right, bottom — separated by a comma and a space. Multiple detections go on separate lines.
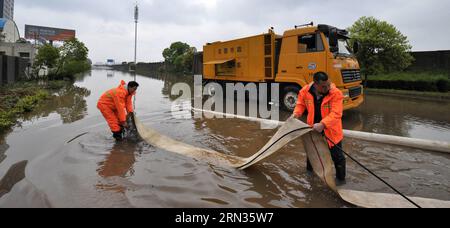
201, 23, 364, 111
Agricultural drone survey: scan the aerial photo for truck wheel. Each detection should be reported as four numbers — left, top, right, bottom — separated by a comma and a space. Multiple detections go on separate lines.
203, 80, 218, 96
205, 84, 216, 96
281, 86, 300, 112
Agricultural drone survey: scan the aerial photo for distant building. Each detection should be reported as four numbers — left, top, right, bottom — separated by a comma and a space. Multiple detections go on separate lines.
107, 59, 115, 65
0, 0, 14, 20
0, 18, 36, 65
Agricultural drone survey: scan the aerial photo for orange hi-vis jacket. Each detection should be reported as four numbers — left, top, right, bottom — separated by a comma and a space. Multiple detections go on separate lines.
97, 80, 135, 131
294, 83, 344, 147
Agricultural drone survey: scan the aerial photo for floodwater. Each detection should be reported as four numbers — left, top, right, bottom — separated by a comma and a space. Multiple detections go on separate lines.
0, 69, 449, 208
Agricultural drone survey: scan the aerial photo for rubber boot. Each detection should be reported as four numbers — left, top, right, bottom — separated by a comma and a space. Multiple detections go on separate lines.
335, 162, 347, 186
112, 131, 123, 141
306, 159, 314, 172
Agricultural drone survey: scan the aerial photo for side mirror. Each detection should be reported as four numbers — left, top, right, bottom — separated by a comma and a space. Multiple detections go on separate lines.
329, 28, 338, 49
353, 41, 360, 54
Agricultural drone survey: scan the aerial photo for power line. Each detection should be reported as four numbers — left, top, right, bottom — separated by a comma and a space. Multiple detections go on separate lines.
324, 135, 422, 208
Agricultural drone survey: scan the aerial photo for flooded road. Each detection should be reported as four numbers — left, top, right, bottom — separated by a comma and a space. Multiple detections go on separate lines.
0, 69, 449, 208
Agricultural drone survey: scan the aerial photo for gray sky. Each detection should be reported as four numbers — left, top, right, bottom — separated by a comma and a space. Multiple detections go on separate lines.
15, 0, 450, 63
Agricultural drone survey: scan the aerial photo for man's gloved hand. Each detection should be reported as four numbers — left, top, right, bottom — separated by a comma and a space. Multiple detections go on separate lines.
313, 123, 325, 133
121, 121, 129, 129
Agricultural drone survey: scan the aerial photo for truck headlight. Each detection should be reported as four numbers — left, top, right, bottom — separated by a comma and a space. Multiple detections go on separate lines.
343, 90, 350, 98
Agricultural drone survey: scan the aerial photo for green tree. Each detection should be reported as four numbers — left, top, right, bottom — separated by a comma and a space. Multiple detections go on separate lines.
348, 17, 414, 82
163, 42, 197, 72
34, 44, 60, 70
59, 37, 89, 61
55, 38, 91, 79
33, 44, 60, 78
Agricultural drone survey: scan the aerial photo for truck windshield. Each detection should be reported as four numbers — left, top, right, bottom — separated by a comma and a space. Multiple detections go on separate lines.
325, 35, 353, 56
337, 39, 352, 56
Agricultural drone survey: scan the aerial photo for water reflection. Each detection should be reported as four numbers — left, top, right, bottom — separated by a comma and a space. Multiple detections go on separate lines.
107, 70, 115, 78
96, 140, 138, 193
54, 86, 91, 123
344, 94, 450, 141
160, 74, 193, 100
0, 160, 27, 198
20, 85, 91, 124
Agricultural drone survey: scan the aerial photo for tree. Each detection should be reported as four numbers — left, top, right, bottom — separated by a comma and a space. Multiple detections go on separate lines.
59, 37, 89, 62
55, 38, 91, 79
163, 42, 197, 72
348, 17, 414, 81
32, 44, 60, 78
34, 44, 60, 69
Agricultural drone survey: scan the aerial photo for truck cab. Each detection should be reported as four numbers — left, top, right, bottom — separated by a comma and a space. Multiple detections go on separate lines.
276, 24, 364, 111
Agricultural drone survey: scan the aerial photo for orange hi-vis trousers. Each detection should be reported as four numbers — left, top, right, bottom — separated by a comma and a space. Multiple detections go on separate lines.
98, 103, 122, 132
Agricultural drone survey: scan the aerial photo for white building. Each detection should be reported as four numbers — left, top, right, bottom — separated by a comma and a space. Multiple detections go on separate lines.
0, 18, 36, 65
0, 17, 18, 42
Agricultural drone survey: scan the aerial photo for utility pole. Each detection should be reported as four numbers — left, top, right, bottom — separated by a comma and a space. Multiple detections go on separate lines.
133, 2, 139, 80
133, 2, 139, 110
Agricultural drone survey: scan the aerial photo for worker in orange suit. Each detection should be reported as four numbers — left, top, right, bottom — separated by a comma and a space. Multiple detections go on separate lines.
97, 80, 139, 140
293, 72, 346, 184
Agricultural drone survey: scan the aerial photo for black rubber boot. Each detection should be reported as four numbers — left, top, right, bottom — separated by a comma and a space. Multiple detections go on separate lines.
112, 131, 123, 141
329, 141, 346, 185
306, 159, 314, 172
335, 162, 347, 186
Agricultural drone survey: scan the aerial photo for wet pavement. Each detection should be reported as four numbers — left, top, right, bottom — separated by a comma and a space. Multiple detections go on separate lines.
0, 69, 449, 208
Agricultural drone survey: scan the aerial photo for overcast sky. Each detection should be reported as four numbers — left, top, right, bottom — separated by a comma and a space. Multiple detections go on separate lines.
14, 0, 450, 63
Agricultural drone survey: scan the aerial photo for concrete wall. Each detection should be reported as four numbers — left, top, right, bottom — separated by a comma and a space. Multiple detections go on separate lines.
409, 51, 450, 72
110, 62, 165, 73
0, 55, 4, 85
110, 63, 129, 72
136, 62, 165, 73
0, 55, 27, 86
0, 42, 36, 66
6, 55, 15, 83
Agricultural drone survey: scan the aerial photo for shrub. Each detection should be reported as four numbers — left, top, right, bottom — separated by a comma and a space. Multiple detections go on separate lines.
437, 79, 449, 93
0, 111, 15, 130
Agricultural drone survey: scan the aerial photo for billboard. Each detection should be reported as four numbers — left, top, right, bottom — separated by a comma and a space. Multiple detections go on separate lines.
25, 25, 76, 42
